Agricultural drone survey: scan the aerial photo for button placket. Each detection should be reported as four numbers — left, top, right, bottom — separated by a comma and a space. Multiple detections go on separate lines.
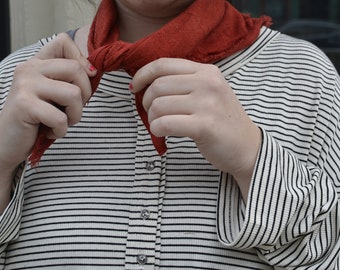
124, 110, 165, 269
125, 157, 160, 269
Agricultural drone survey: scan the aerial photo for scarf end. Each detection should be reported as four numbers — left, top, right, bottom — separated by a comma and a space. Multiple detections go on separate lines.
154, 138, 167, 156
29, 126, 55, 167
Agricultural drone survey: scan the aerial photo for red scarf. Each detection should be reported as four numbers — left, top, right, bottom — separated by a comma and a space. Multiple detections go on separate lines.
29, 0, 271, 166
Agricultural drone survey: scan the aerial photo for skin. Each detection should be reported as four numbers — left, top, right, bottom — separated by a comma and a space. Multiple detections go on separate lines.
114, 0, 195, 42
0, 34, 97, 212
0, 0, 261, 213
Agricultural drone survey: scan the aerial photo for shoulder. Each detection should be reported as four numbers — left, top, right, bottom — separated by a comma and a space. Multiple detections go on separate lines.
242, 29, 339, 95
0, 35, 57, 74
263, 31, 337, 78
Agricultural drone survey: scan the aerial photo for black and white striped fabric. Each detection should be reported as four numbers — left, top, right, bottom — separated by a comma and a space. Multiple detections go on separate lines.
0, 27, 339, 269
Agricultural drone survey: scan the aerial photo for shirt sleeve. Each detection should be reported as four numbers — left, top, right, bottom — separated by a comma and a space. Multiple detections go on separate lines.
0, 39, 47, 268
216, 75, 340, 269
0, 163, 26, 267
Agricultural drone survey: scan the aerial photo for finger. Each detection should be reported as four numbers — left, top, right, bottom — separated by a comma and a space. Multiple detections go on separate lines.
29, 100, 69, 139
142, 74, 193, 111
36, 77, 84, 126
131, 58, 201, 93
34, 58, 93, 104
150, 114, 201, 140
35, 32, 97, 77
147, 94, 193, 123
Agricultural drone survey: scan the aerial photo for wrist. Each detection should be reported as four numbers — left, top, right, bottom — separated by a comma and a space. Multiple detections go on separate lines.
231, 125, 262, 201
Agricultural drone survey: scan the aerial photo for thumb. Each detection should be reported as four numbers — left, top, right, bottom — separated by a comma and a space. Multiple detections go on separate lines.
35, 32, 97, 77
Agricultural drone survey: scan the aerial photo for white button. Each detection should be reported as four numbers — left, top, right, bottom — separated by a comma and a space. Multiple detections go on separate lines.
140, 208, 151, 219
137, 254, 148, 265
145, 161, 155, 171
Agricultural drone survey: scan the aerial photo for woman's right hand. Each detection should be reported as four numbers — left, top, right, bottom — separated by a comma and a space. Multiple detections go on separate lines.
0, 33, 97, 179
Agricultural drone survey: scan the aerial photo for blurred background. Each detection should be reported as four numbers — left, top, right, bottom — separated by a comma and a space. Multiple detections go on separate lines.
0, 0, 99, 58
1, 0, 339, 72
230, 0, 340, 72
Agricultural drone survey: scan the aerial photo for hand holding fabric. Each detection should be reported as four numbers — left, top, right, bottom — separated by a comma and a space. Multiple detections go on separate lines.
130, 58, 262, 200
0, 33, 96, 175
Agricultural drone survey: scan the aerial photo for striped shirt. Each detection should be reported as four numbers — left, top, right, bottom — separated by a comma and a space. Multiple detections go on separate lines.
0, 27, 339, 269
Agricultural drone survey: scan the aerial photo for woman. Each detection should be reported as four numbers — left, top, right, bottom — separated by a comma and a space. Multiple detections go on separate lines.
0, 0, 339, 269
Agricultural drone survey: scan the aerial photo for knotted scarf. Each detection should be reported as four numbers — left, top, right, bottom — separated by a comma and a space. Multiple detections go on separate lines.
29, 0, 271, 166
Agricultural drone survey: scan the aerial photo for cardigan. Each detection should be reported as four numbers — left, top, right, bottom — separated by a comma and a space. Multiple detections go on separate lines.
0, 27, 339, 269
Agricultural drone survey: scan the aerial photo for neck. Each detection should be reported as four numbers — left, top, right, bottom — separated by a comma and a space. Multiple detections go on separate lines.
115, 2, 181, 43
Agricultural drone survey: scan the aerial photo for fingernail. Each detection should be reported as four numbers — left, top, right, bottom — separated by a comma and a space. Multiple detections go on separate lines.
129, 83, 134, 91
88, 64, 97, 72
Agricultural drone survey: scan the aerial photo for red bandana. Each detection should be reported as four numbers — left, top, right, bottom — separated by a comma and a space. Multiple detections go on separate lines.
29, 0, 271, 166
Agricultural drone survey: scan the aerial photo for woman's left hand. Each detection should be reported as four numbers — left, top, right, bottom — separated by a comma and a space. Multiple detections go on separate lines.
131, 58, 261, 200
